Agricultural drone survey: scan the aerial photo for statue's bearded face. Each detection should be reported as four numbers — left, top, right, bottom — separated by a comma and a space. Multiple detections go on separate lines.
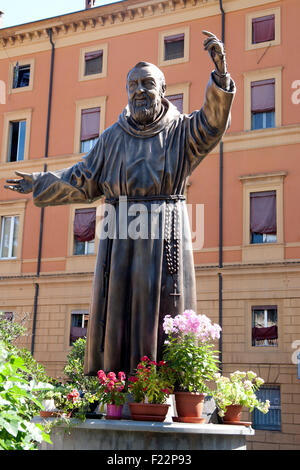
127, 65, 165, 125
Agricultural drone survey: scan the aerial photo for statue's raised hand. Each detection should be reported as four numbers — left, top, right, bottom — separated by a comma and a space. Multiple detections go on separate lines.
202, 30, 227, 76
5, 171, 33, 194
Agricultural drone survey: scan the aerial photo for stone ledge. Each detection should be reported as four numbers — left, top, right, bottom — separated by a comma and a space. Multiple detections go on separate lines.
34, 417, 254, 450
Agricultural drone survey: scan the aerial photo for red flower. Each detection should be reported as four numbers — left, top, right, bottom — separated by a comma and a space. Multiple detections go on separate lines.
128, 376, 139, 383
141, 356, 150, 362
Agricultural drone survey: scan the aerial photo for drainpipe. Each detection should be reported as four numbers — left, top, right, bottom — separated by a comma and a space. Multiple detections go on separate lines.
218, 0, 225, 373
31, 28, 55, 355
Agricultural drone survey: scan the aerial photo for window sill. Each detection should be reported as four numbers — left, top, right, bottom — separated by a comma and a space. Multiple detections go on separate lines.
0, 258, 21, 275
242, 243, 284, 263
66, 254, 96, 273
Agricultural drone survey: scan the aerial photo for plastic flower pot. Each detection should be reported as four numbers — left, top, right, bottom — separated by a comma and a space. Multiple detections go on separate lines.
106, 404, 123, 420
129, 402, 170, 422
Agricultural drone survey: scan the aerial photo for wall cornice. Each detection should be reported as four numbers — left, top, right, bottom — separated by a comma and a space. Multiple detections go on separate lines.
0, 0, 280, 57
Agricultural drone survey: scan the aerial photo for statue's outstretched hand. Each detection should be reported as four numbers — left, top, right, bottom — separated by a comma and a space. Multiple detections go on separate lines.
5, 171, 33, 194
202, 30, 227, 76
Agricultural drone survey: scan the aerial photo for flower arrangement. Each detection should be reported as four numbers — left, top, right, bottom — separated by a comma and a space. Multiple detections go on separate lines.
213, 370, 271, 417
128, 356, 175, 404
97, 370, 127, 407
162, 310, 221, 393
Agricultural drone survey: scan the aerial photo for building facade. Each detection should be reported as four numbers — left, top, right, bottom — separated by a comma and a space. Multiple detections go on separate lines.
0, 0, 299, 449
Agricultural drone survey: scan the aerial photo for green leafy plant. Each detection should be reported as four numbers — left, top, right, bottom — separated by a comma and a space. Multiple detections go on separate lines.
63, 338, 99, 394
97, 370, 127, 407
162, 310, 221, 393
128, 356, 175, 404
0, 341, 52, 450
213, 370, 271, 417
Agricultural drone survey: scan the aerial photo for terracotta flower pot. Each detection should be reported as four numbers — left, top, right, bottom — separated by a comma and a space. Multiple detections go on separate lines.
129, 402, 170, 422
174, 392, 206, 423
106, 404, 123, 420
223, 404, 243, 423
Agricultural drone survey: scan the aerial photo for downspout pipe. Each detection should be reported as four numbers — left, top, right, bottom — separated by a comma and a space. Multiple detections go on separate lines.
31, 28, 55, 355
218, 0, 225, 373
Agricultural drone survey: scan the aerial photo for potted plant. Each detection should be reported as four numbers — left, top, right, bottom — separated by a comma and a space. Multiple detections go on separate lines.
97, 370, 127, 419
162, 310, 221, 422
213, 370, 270, 424
128, 356, 175, 422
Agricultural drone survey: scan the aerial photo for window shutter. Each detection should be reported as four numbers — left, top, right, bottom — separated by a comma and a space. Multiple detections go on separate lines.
164, 33, 184, 60
253, 386, 281, 431
251, 79, 275, 113
250, 191, 276, 234
252, 14, 275, 44
80, 107, 100, 142
166, 93, 184, 113
73, 208, 96, 242
70, 326, 87, 343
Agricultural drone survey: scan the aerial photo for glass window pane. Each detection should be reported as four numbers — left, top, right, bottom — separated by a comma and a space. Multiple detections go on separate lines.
80, 138, 97, 153
265, 110, 275, 128
164, 39, 184, 60
17, 121, 26, 161
85, 56, 103, 75
251, 112, 263, 130
74, 239, 86, 255
86, 239, 95, 254
12, 216, 19, 258
1, 217, 11, 258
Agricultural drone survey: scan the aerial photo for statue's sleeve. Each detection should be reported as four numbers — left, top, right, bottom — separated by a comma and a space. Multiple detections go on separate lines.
32, 135, 105, 207
184, 72, 236, 173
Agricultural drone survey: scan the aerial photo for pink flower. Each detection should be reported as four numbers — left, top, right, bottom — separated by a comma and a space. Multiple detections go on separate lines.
141, 356, 150, 362
118, 371, 126, 381
107, 372, 117, 381
106, 380, 115, 391
116, 385, 124, 392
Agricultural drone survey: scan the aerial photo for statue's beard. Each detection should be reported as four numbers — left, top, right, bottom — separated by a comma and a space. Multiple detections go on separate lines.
129, 96, 162, 125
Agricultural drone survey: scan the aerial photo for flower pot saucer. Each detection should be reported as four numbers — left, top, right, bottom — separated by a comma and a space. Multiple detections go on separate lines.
131, 414, 166, 422
172, 416, 206, 424
223, 420, 252, 427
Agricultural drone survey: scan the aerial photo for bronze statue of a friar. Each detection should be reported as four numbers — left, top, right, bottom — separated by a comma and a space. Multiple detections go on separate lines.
5, 32, 235, 375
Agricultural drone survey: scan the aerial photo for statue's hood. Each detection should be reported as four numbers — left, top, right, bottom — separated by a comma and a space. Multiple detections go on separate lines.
117, 98, 181, 138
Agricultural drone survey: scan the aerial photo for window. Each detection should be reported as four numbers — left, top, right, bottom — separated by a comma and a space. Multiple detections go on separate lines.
84, 50, 103, 76
70, 310, 88, 345
73, 208, 96, 255
251, 79, 275, 130
252, 306, 278, 347
166, 93, 183, 114
250, 191, 276, 244
252, 15, 275, 44
240, 171, 286, 263
0, 312, 13, 321
253, 386, 281, 431
0, 216, 19, 259
164, 34, 184, 61
1, 109, 32, 163
8, 120, 26, 162
80, 107, 100, 153
246, 8, 280, 51
158, 27, 189, 67
74, 97, 106, 154
13, 63, 30, 89
8, 58, 34, 94
243, 67, 282, 131
79, 43, 108, 82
